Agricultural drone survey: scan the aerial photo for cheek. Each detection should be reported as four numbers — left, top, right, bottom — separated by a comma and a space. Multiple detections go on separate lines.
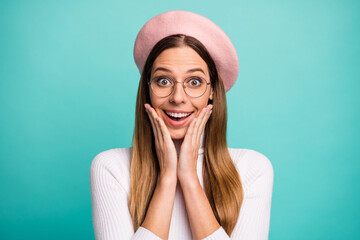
191, 98, 210, 115
149, 94, 162, 109
149, 98, 166, 118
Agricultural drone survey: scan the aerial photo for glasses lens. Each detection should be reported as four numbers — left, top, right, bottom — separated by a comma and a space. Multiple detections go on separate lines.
150, 77, 209, 98
150, 78, 174, 97
184, 78, 207, 98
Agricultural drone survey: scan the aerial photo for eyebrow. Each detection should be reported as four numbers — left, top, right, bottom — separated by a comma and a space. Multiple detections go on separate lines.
153, 67, 206, 75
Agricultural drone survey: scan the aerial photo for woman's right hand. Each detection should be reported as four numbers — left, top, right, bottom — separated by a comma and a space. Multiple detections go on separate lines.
144, 103, 178, 180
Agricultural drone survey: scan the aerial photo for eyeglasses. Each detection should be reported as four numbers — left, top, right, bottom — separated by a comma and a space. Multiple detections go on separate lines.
148, 76, 211, 98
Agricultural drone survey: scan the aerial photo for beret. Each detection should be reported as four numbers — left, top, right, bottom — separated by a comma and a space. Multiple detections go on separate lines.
133, 10, 239, 92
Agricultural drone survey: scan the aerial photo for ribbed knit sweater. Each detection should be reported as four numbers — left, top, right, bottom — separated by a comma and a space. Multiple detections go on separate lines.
90, 145, 273, 240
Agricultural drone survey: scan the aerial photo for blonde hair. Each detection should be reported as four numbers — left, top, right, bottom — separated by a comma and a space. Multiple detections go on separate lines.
128, 34, 243, 236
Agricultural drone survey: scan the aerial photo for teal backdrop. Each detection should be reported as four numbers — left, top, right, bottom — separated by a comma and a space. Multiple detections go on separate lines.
0, 0, 359, 239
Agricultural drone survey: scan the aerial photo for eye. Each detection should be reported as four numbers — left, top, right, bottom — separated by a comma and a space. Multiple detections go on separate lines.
156, 77, 172, 87
187, 78, 203, 87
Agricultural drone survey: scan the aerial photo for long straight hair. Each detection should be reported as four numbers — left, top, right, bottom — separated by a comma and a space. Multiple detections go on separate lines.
128, 34, 243, 236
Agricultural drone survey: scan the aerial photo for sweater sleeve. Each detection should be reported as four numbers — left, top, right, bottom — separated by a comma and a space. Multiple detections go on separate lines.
201, 226, 230, 240
230, 149, 274, 240
90, 149, 161, 240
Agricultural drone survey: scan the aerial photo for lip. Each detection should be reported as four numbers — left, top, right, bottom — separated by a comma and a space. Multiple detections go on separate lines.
162, 110, 194, 128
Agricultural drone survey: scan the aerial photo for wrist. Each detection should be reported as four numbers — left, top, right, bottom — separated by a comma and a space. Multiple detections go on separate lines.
178, 171, 199, 186
159, 172, 177, 186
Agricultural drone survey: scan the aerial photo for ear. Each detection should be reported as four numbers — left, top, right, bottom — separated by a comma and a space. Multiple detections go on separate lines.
209, 87, 214, 100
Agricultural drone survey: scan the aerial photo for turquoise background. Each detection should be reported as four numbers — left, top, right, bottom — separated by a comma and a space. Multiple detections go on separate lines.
0, 0, 359, 239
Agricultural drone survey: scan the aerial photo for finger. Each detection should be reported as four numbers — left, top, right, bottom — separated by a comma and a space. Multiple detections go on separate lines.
198, 107, 212, 140
156, 115, 173, 144
153, 109, 171, 144
145, 104, 163, 145
198, 105, 213, 131
184, 117, 197, 143
144, 104, 155, 132
193, 107, 209, 143
193, 104, 213, 144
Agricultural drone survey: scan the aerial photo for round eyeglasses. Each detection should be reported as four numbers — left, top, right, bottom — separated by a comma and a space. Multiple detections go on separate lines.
148, 76, 211, 98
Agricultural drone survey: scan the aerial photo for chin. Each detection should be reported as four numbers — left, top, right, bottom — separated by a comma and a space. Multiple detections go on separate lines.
169, 129, 186, 140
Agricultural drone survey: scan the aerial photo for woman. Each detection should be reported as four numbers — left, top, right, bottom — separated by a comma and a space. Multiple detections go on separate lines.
90, 10, 274, 240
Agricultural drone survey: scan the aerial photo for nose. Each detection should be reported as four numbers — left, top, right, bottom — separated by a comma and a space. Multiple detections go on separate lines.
168, 81, 187, 104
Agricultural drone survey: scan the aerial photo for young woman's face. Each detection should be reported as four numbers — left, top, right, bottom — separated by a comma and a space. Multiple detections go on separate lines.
149, 46, 213, 140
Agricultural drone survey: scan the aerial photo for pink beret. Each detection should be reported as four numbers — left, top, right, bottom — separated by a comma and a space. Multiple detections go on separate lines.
133, 10, 239, 92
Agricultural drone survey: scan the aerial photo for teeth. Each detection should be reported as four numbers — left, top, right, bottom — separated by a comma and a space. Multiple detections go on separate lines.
166, 111, 192, 118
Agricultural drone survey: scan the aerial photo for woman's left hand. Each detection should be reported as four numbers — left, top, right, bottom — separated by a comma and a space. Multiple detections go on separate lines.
177, 104, 213, 181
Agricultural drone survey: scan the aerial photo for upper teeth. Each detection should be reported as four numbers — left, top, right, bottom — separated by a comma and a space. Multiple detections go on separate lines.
166, 111, 192, 118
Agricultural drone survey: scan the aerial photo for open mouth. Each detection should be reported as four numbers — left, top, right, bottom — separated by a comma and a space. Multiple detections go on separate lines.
163, 110, 193, 121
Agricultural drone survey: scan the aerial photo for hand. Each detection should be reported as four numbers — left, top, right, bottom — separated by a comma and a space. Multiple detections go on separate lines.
144, 103, 178, 180
177, 104, 213, 181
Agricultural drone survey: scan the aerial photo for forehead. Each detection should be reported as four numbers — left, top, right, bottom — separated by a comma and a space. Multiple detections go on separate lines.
152, 47, 208, 75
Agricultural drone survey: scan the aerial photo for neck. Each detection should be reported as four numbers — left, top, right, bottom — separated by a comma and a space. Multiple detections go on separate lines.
173, 138, 183, 157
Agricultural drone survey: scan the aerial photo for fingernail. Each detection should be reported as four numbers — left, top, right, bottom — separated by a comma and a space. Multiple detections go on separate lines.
209, 105, 213, 110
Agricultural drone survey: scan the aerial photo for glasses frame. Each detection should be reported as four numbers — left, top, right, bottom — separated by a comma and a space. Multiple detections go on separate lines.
147, 78, 211, 98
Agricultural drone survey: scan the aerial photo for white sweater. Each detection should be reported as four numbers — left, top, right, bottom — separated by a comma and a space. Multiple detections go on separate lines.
90, 145, 273, 240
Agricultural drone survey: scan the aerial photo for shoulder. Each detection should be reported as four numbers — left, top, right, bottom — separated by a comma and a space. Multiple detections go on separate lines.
228, 148, 273, 172
90, 147, 132, 190
90, 147, 132, 171
228, 148, 274, 191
